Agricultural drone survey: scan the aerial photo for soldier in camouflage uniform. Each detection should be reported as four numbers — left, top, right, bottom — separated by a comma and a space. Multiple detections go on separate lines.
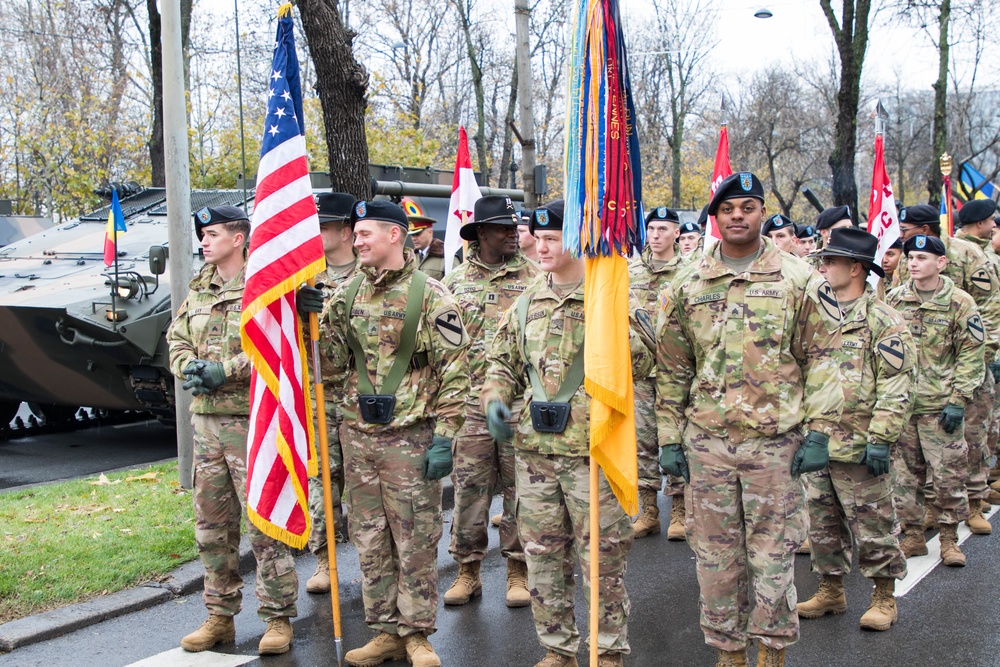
795, 224, 818, 258
304, 193, 358, 594
761, 214, 797, 255
678, 220, 703, 256
655, 173, 843, 667
441, 195, 540, 608
518, 209, 540, 263
629, 206, 687, 540
481, 200, 652, 667
794, 228, 911, 632
957, 199, 1000, 502
897, 204, 999, 534
886, 234, 985, 567
167, 205, 298, 656
303, 200, 470, 667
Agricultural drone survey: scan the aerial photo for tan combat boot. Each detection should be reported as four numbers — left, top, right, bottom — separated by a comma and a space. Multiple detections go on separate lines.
258, 617, 293, 655
506, 558, 531, 608
344, 632, 406, 666
597, 652, 623, 667
987, 488, 1000, 504
991, 478, 1000, 493
306, 550, 331, 593
757, 643, 786, 667
716, 648, 749, 666
796, 574, 846, 618
966, 498, 993, 535
181, 615, 235, 652
443, 561, 482, 605
922, 506, 936, 531
405, 633, 441, 667
990, 464, 1000, 482
534, 650, 580, 667
796, 537, 811, 554
939, 524, 966, 567
859, 577, 897, 631
899, 526, 929, 558
667, 498, 686, 541
632, 489, 661, 538
491, 512, 502, 527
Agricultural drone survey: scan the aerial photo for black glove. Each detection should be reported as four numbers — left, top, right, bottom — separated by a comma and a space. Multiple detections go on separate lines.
182, 360, 205, 393
296, 284, 324, 317
861, 441, 891, 477
198, 361, 228, 391
486, 401, 514, 442
939, 403, 964, 435
791, 430, 829, 476
659, 444, 689, 483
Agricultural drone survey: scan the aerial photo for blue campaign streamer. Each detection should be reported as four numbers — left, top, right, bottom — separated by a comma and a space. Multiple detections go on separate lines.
562, 0, 590, 256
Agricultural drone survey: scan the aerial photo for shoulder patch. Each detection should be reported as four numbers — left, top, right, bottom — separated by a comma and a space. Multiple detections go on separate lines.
876, 335, 906, 373
634, 308, 654, 342
968, 313, 986, 343
817, 281, 841, 321
970, 268, 993, 293
434, 308, 466, 346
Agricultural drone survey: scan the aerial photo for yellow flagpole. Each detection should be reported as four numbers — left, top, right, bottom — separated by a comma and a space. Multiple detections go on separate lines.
307, 278, 344, 666
590, 457, 599, 667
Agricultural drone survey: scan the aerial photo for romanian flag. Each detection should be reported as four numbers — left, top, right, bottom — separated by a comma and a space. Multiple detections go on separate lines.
564, 0, 643, 515
102, 189, 127, 266
240, 4, 324, 548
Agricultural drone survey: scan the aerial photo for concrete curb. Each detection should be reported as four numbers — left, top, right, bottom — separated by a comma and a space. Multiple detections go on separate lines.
0, 478, 455, 653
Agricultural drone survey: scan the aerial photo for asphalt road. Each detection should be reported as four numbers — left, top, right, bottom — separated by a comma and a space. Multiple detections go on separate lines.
0, 419, 178, 491
3, 494, 999, 667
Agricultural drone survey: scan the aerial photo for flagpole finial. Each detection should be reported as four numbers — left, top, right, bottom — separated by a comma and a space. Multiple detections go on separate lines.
940, 153, 953, 176
874, 100, 888, 137
277, 2, 293, 18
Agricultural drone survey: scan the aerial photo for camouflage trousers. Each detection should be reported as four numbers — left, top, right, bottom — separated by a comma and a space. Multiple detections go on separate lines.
516, 449, 633, 657
991, 381, 1000, 461
635, 378, 684, 497
893, 413, 970, 526
449, 408, 522, 563
963, 370, 994, 500
803, 462, 906, 580
342, 420, 442, 637
191, 413, 298, 621
683, 424, 804, 652
307, 403, 345, 554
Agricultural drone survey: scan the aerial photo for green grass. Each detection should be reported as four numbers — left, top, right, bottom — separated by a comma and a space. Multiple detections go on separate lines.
0, 461, 196, 624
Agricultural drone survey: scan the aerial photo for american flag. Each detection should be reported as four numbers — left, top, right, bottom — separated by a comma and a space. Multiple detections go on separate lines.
240, 5, 325, 548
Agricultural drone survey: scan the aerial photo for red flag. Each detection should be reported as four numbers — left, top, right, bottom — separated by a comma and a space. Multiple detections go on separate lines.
444, 127, 481, 274
866, 134, 900, 289
706, 125, 732, 248
240, 7, 324, 548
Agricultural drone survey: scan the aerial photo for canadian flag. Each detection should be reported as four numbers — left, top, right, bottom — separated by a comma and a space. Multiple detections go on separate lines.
705, 124, 732, 249
866, 133, 900, 289
444, 127, 481, 273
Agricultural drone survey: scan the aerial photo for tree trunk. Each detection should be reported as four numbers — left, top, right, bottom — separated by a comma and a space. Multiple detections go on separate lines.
927, 0, 950, 205
297, 0, 371, 200
453, 0, 489, 185
822, 0, 871, 224
498, 64, 518, 189
670, 117, 683, 209
147, 0, 191, 188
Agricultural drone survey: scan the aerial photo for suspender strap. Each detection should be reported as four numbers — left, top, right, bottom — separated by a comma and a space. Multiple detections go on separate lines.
344, 270, 429, 396
516, 294, 585, 403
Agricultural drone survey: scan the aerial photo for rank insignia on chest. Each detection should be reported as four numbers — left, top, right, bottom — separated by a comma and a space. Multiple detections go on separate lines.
487, 292, 498, 304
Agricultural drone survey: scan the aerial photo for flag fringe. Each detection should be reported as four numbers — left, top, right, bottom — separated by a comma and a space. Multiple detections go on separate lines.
591, 446, 638, 516
248, 507, 309, 550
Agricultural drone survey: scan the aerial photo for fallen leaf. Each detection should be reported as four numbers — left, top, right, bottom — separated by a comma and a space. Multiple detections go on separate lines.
112, 508, 125, 513
23, 518, 46, 523
169, 553, 181, 558
125, 472, 159, 482
89, 473, 112, 486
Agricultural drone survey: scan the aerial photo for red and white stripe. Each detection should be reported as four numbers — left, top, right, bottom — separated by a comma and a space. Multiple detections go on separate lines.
444, 127, 481, 274
241, 131, 324, 549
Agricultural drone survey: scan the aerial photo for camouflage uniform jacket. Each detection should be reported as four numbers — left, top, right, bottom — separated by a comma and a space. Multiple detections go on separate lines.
828, 287, 915, 463
320, 248, 470, 439
886, 275, 986, 414
314, 258, 358, 410
655, 236, 844, 446
443, 243, 541, 404
899, 234, 1000, 363
480, 276, 653, 457
166, 262, 250, 416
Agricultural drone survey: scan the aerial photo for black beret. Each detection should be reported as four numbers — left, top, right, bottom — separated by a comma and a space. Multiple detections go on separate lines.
351, 200, 409, 231
696, 204, 709, 228
899, 204, 939, 226
194, 205, 249, 241
795, 224, 817, 239
316, 192, 356, 223
461, 195, 519, 241
679, 221, 702, 235
903, 234, 946, 257
707, 172, 765, 216
645, 206, 680, 225
517, 209, 532, 225
815, 205, 852, 230
762, 213, 795, 235
529, 200, 564, 235
888, 237, 902, 250
958, 199, 998, 226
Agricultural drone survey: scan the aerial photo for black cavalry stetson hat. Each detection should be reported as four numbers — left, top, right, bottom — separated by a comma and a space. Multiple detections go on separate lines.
461, 195, 519, 241
316, 192, 356, 224
816, 227, 885, 278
